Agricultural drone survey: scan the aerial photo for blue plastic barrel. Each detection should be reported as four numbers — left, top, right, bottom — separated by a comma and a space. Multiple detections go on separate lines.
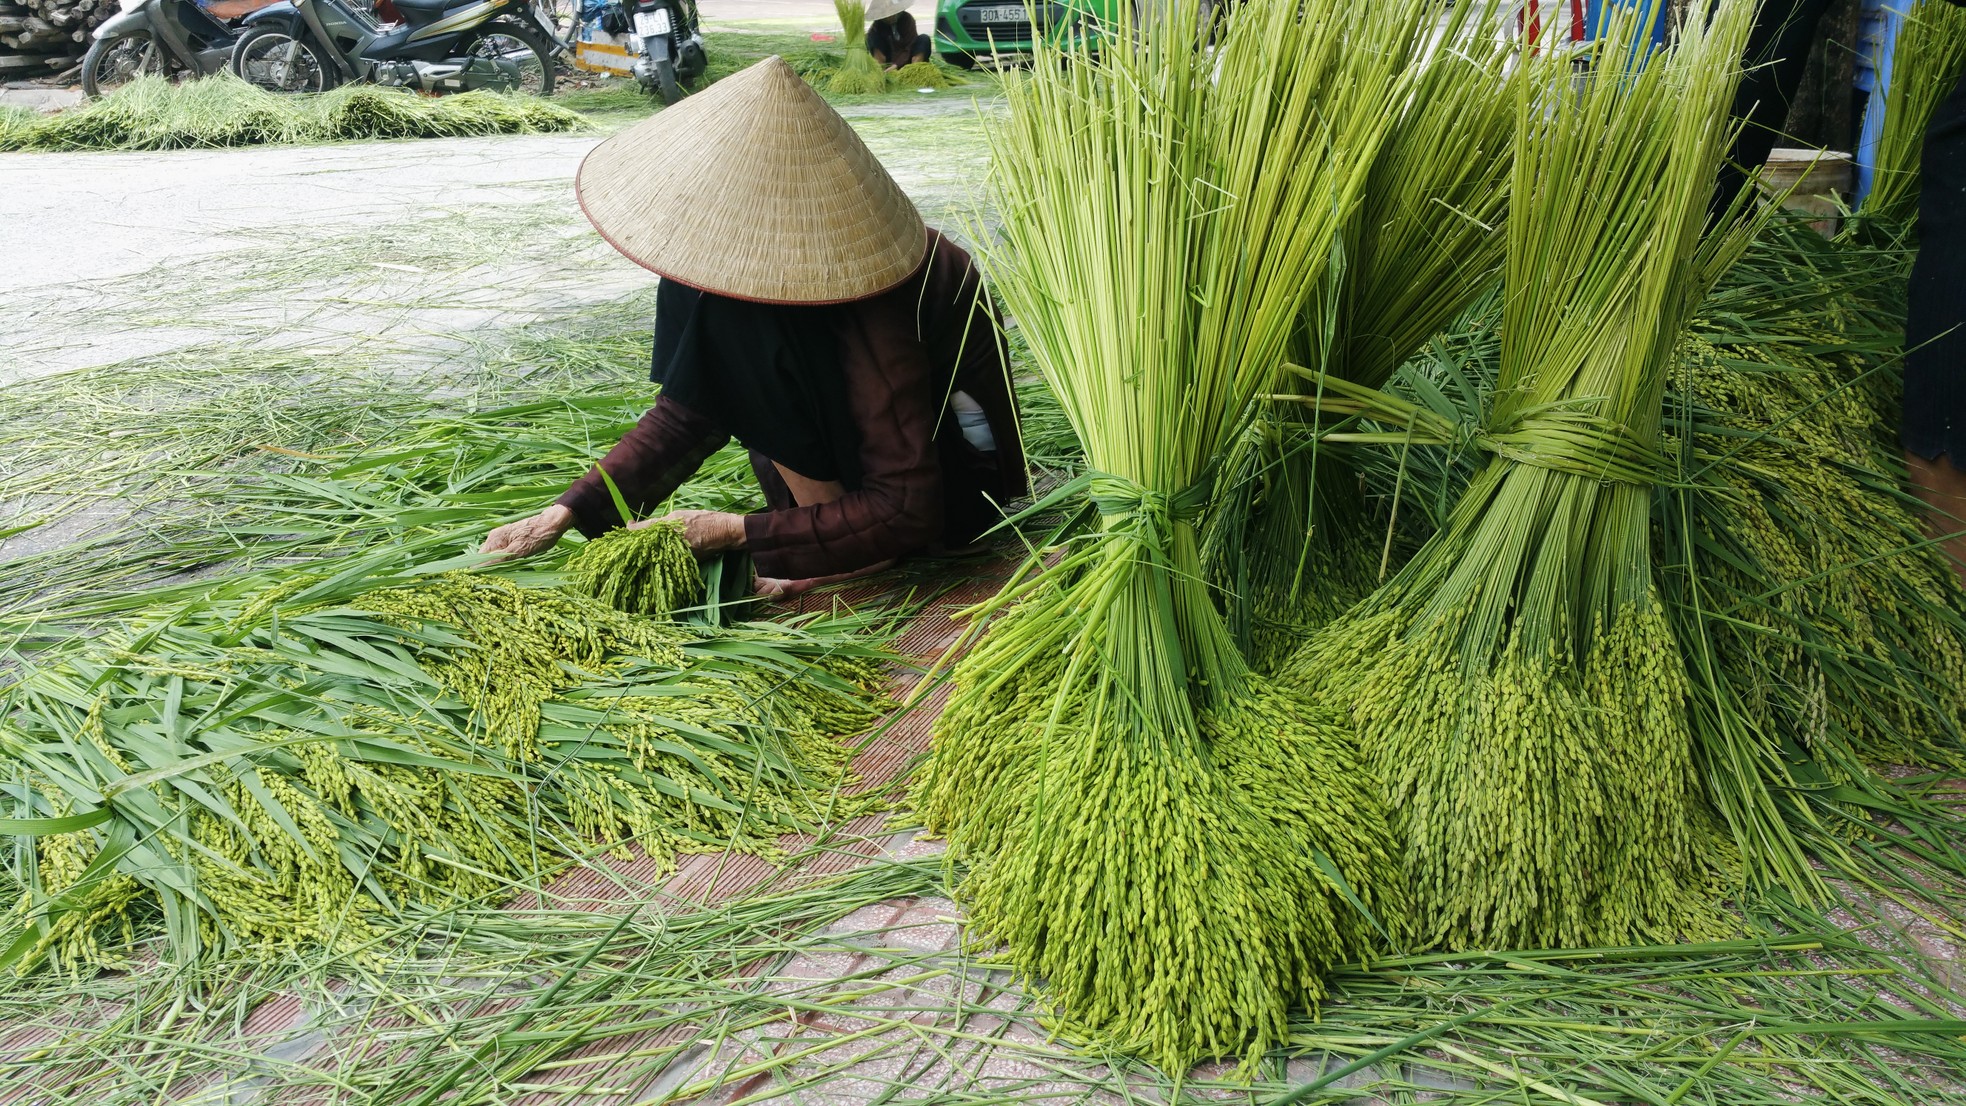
1855, 0, 1907, 202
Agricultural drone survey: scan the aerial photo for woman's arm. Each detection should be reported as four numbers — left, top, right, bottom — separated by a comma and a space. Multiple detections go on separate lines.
555, 396, 731, 536
480, 396, 729, 558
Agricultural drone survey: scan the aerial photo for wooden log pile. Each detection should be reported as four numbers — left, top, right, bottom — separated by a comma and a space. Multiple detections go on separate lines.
0, 0, 113, 80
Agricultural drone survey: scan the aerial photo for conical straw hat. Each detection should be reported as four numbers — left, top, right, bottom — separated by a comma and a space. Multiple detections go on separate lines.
866, 0, 912, 21
576, 56, 927, 304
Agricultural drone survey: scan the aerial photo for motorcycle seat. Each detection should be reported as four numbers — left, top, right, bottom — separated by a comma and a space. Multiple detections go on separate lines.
390, 0, 485, 18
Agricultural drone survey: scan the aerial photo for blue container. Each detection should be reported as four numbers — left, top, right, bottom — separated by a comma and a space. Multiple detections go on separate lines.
1854, 0, 1908, 202
1585, 0, 1671, 61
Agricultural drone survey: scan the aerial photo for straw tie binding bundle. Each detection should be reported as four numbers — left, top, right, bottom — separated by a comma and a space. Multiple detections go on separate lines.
574, 55, 926, 305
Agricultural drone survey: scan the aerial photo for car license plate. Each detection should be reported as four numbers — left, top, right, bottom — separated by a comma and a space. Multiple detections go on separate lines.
973, 5, 1024, 22
634, 9, 672, 36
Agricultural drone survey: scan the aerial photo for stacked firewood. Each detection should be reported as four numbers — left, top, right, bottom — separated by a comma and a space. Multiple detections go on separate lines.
0, 0, 112, 80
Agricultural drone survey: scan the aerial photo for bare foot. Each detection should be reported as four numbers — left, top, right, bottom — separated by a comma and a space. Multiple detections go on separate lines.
1906, 451, 1966, 588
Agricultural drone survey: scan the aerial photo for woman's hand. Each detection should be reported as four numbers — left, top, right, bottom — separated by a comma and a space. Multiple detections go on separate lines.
481, 505, 575, 560
637, 509, 746, 554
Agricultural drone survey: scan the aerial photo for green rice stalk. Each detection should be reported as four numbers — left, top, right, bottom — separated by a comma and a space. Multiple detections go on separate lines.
917, 0, 1425, 1069
827, 0, 889, 95
565, 521, 704, 617
1276, 1, 1762, 951
1863, 0, 1966, 226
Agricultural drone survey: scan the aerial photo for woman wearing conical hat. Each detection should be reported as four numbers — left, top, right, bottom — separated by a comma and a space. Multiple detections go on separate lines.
481, 56, 1025, 598
865, 0, 931, 69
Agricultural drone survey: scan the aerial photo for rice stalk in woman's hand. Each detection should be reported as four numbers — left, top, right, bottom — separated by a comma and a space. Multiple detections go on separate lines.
566, 521, 703, 617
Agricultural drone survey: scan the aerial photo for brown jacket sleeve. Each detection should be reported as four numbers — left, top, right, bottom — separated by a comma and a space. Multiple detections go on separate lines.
555, 396, 730, 538
741, 293, 945, 579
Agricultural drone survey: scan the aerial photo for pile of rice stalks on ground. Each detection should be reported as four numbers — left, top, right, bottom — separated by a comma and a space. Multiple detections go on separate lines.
0, 75, 586, 153
1862, 0, 1966, 225
826, 0, 889, 95
891, 60, 961, 89
0, 547, 888, 972
918, 0, 1426, 1068
0, 313, 883, 974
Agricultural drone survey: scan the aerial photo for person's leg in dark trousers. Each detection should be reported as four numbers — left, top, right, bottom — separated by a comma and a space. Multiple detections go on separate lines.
910, 33, 931, 63
1904, 68, 1966, 583
1712, 0, 1837, 219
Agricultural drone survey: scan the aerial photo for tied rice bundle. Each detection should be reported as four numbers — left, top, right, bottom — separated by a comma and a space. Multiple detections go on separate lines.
1212, 1, 1519, 649
1341, 225, 1966, 901
827, 0, 888, 95
1276, 2, 1759, 950
916, 0, 1421, 1068
1, 569, 886, 973
1864, 0, 1966, 226
566, 521, 704, 617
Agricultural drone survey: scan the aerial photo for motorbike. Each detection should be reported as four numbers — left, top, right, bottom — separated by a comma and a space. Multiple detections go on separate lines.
230, 0, 559, 95
81, 0, 242, 98
606, 0, 702, 104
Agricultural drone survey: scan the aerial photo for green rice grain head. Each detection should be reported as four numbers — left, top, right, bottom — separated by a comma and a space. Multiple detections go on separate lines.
565, 521, 704, 618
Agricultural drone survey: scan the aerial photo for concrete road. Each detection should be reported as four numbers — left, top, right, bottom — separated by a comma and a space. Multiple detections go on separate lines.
0, 94, 988, 383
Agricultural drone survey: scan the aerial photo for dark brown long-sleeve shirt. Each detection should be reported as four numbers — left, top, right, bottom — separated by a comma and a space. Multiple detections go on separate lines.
556, 230, 1026, 580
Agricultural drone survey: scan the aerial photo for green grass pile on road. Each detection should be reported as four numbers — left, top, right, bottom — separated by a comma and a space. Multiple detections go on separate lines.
2, 75, 588, 153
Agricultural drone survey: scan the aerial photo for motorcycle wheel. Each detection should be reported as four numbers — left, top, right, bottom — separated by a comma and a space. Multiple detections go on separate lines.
653, 57, 682, 105
80, 33, 169, 99
459, 22, 556, 97
231, 26, 334, 93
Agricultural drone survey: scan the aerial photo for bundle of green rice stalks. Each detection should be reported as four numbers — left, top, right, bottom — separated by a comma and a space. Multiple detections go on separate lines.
1351, 225, 1966, 905
566, 520, 704, 616
827, 0, 889, 94
1276, 0, 1761, 951
1210, 0, 1518, 648
0, 555, 887, 973
315, 84, 448, 139
891, 60, 960, 88
916, 0, 1424, 1069
1862, 0, 1966, 226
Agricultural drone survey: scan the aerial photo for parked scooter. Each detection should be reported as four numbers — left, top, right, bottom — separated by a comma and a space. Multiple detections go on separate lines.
81, 0, 242, 98
230, 0, 558, 95
605, 0, 701, 104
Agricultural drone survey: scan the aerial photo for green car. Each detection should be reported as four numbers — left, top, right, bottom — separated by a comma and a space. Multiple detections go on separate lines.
931, 0, 1112, 68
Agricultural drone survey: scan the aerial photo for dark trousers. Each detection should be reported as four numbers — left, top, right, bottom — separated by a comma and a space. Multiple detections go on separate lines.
1903, 68, 1966, 468
1712, 0, 1836, 218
